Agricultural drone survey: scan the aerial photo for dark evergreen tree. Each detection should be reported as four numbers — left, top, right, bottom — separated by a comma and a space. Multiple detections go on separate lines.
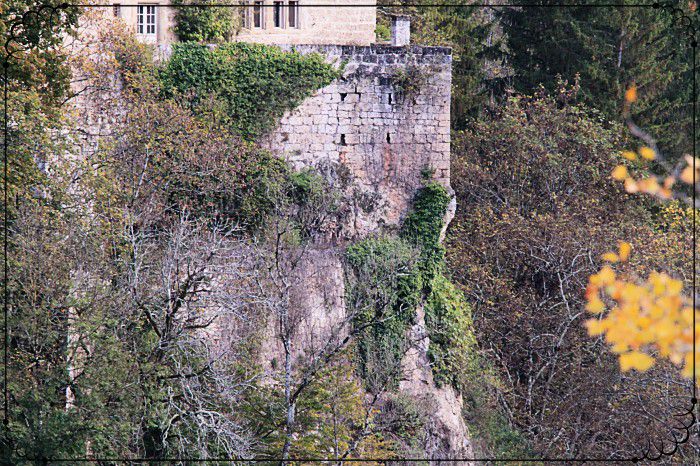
500, 0, 693, 158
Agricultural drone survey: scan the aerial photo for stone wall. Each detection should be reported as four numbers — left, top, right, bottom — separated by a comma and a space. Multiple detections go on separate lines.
264, 44, 452, 239
112, 0, 375, 48
235, 0, 376, 46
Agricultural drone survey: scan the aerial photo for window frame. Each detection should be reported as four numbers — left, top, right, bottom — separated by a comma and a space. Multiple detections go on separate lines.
252, 1, 264, 29
137, 4, 157, 36
288, 1, 299, 28
273, 1, 284, 28
240, 1, 250, 28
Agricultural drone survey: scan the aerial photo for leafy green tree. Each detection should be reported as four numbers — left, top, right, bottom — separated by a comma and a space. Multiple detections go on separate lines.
0, 3, 79, 460
499, 0, 693, 157
0, 0, 79, 227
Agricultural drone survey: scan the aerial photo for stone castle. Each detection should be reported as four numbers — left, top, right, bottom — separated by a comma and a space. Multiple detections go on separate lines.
111, 1, 451, 234
102, 2, 471, 459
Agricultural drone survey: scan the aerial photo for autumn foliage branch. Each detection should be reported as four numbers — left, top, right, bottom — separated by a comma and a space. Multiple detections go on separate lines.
585, 85, 699, 381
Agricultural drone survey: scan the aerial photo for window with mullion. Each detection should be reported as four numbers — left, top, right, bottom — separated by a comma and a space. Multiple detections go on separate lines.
273, 1, 283, 28
137, 5, 157, 36
253, 1, 263, 28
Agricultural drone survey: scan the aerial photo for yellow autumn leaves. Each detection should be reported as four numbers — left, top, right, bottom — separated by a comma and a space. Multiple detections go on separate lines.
585, 242, 699, 379
612, 149, 698, 202
589, 85, 699, 380
611, 146, 683, 200
680, 154, 699, 185
614, 84, 698, 203
600, 241, 631, 263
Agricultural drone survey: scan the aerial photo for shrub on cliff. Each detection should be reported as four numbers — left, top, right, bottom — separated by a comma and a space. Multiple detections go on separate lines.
346, 182, 478, 394
158, 42, 339, 138
345, 237, 422, 390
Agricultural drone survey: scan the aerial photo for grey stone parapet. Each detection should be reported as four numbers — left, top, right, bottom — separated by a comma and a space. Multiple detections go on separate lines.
277, 44, 453, 65
156, 43, 452, 64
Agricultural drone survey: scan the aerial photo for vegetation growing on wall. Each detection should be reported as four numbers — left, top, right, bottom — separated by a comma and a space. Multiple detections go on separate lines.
424, 274, 477, 389
171, 0, 241, 43
390, 66, 427, 103
401, 183, 477, 390
401, 182, 450, 283
345, 237, 421, 390
346, 182, 477, 393
158, 42, 339, 138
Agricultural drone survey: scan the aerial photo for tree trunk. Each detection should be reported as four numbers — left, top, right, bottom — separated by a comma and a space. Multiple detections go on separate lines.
281, 330, 295, 465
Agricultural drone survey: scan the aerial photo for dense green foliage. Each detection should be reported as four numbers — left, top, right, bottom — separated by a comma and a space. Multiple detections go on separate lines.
401, 182, 451, 283
1, 1, 78, 97
346, 183, 476, 392
171, 0, 241, 43
400, 184, 477, 390
424, 273, 476, 389
158, 42, 339, 138
345, 237, 421, 389
0, 0, 78, 224
500, 0, 692, 157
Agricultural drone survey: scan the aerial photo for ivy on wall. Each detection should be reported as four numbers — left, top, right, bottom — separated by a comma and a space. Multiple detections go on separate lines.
171, 0, 241, 43
345, 237, 422, 390
401, 182, 476, 390
345, 182, 477, 392
401, 181, 450, 283
158, 42, 340, 139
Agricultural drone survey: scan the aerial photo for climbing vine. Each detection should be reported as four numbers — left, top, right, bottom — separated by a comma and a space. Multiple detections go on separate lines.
401, 182, 476, 390
345, 237, 422, 390
401, 181, 451, 283
345, 182, 476, 391
158, 42, 339, 138
171, 0, 242, 43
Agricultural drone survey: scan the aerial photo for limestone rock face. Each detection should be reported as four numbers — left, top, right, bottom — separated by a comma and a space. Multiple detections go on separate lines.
256, 247, 348, 370
399, 304, 474, 462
